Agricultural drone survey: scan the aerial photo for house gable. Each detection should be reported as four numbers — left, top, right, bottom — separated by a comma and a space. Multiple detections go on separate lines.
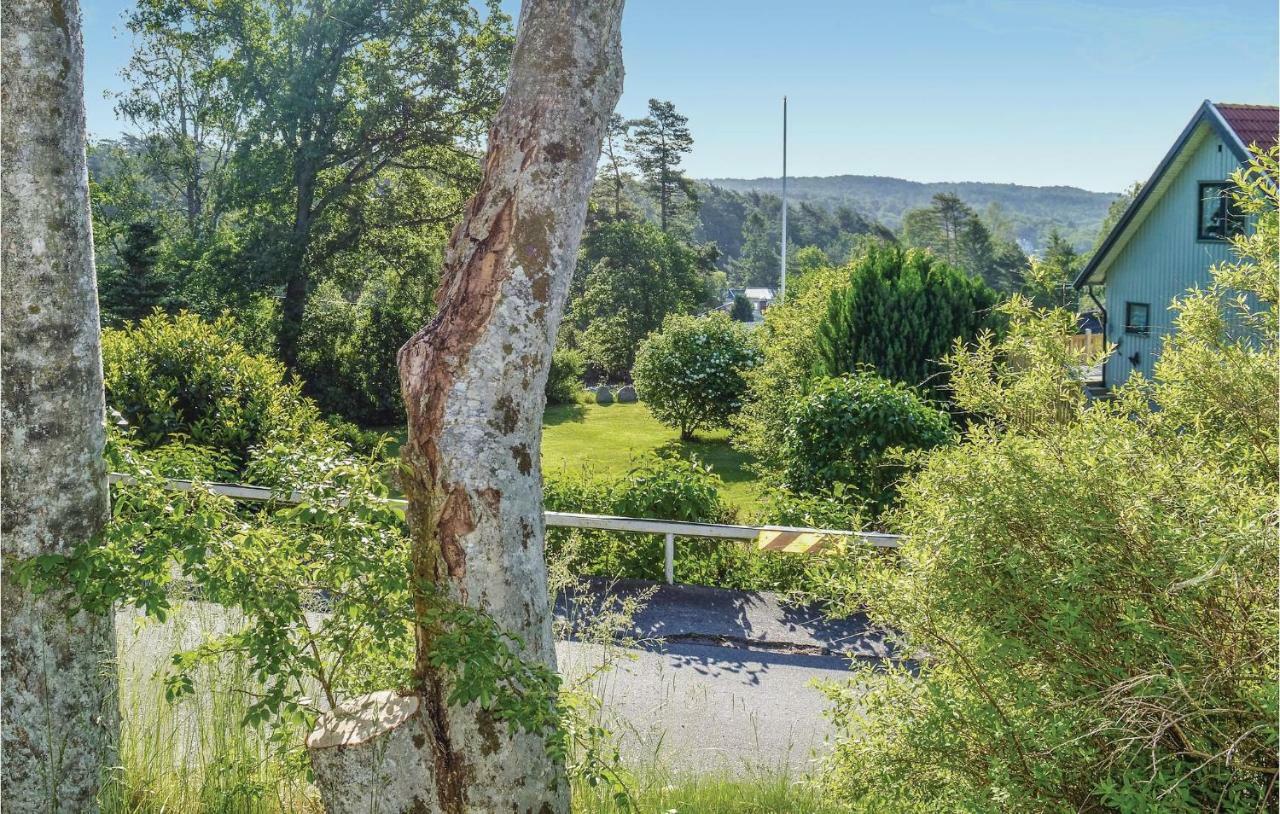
1074, 101, 1258, 289
1076, 101, 1270, 384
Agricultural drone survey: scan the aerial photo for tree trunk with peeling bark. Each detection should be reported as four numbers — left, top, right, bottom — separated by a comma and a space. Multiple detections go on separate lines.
1, 0, 120, 808
305, 1, 624, 812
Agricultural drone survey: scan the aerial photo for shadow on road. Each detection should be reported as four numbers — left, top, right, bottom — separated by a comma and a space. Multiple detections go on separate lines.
555, 576, 904, 680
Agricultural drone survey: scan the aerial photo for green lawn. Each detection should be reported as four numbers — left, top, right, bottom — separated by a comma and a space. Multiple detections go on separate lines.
542, 401, 763, 511
376, 401, 763, 511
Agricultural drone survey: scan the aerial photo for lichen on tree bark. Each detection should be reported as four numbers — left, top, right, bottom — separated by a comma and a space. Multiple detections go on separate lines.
1, 0, 120, 808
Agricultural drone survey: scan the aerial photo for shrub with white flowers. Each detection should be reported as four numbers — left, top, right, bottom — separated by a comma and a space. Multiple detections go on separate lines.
632, 312, 760, 440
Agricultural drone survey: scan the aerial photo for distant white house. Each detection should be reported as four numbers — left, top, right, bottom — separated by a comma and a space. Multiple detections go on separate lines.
1073, 100, 1277, 388
722, 287, 775, 323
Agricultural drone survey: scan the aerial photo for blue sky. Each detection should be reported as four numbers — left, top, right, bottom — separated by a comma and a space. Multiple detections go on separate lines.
81, 0, 1278, 192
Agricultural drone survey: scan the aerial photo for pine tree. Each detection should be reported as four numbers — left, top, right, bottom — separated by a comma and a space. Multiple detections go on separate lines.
901, 192, 1026, 292
1024, 228, 1082, 309
597, 113, 632, 220
99, 220, 168, 324
629, 98, 697, 233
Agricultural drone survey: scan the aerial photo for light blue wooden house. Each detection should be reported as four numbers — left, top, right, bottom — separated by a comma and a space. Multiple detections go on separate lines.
1073, 100, 1277, 387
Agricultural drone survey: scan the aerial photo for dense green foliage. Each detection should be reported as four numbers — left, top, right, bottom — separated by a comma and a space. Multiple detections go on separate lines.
545, 456, 726, 584
544, 456, 842, 593
136, 0, 507, 365
819, 151, 1279, 812
89, 0, 511, 422
730, 208, 781, 287
632, 313, 760, 440
732, 266, 855, 477
901, 192, 1030, 291
569, 219, 719, 376
545, 348, 586, 406
814, 244, 1001, 393
96, 221, 173, 324
295, 267, 435, 425
102, 312, 332, 478
781, 373, 954, 516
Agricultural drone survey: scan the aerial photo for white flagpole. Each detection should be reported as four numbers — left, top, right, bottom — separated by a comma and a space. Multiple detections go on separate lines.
780, 96, 788, 303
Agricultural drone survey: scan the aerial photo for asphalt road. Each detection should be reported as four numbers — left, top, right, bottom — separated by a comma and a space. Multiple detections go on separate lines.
553, 578, 899, 775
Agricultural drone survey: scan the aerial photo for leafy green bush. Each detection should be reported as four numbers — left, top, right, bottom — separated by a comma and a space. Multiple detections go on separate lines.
608, 454, 727, 523
546, 347, 586, 406
781, 372, 954, 516
729, 293, 754, 322
632, 312, 759, 440
544, 455, 853, 593
102, 311, 331, 478
814, 243, 1000, 393
544, 455, 729, 583
818, 151, 1278, 812
752, 484, 864, 532
297, 272, 427, 426
732, 266, 854, 475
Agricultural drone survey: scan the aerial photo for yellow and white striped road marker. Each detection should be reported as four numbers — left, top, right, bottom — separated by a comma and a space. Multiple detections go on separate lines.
755, 530, 838, 555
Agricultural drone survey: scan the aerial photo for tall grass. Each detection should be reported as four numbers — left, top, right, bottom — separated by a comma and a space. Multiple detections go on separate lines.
573, 770, 846, 813
103, 604, 318, 814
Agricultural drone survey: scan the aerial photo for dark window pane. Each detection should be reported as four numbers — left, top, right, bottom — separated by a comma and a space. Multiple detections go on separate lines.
1125, 302, 1150, 335
1199, 182, 1242, 240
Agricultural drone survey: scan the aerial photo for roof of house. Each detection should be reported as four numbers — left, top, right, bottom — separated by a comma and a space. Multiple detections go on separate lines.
1074, 100, 1278, 289
1214, 103, 1280, 151
743, 288, 775, 300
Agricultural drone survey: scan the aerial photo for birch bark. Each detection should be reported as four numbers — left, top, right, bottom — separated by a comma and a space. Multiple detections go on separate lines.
306, 1, 624, 811
1, 0, 119, 808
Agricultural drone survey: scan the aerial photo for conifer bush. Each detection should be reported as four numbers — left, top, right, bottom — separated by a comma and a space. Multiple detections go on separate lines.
814, 243, 1000, 393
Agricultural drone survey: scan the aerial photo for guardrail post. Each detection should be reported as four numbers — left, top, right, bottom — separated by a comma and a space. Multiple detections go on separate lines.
664, 532, 675, 585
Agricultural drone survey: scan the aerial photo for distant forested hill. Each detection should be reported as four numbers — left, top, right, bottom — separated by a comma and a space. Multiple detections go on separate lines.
700, 174, 1119, 253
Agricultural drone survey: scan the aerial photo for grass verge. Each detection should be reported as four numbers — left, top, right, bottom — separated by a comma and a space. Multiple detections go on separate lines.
573, 771, 844, 813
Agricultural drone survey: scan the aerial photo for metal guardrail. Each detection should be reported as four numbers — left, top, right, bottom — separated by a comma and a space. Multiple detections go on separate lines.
109, 474, 900, 584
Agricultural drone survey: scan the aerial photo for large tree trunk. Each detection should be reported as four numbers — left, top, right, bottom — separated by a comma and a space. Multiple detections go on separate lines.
1, 0, 120, 809
278, 161, 318, 371
305, 1, 623, 811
